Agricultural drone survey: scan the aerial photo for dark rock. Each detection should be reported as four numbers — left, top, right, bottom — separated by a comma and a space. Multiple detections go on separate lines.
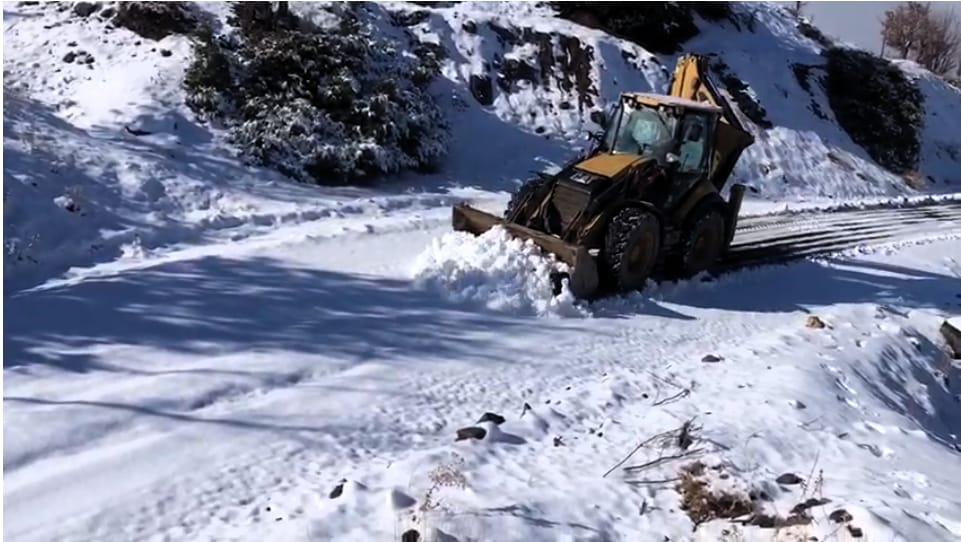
701, 354, 723, 363
776, 473, 803, 485
829, 508, 853, 523
488, 22, 518, 45
62, 51, 77, 63
940, 319, 961, 358
67, 41, 77, 47
73, 2, 99, 18
553, 436, 563, 447
552, 2, 702, 55
497, 58, 537, 92
99, 6, 114, 18
790, 497, 831, 515
391, 10, 429, 27
461, 20, 477, 33
159, 49, 172, 57
456, 426, 486, 441
477, 412, 505, 425
535, 126, 546, 134
401, 529, 421, 542
805, 315, 826, 329
847, 525, 864, 538
328, 480, 345, 499
469, 74, 493, 106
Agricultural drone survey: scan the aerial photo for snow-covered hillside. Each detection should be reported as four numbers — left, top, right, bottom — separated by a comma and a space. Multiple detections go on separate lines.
6, 1, 961, 291
5, 2, 961, 542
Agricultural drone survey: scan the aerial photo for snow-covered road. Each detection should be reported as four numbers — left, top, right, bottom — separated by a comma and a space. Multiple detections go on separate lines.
6, 205, 961, 541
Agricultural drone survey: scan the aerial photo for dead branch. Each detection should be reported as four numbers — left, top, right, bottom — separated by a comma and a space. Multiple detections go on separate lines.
653, 388, 690, 406
623, 448, 706, 472
602, 428, 676, 478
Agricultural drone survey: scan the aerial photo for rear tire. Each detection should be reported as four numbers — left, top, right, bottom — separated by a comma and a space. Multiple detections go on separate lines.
675, 203, 727, 278
603, 208, 661, 292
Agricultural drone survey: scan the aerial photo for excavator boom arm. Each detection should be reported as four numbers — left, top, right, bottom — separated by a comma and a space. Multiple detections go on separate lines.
669, 54, 755, 190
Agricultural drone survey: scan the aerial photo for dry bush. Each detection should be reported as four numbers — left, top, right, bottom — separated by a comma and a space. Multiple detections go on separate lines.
677, 462, 755, 527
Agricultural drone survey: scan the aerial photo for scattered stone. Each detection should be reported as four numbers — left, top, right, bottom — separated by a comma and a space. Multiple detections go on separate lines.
701, 354, 723, 363
401, 529, 421, 542
790, 497, 831, 515
847, 525, 864, 538
790, 399, 807, 410
829, 508, 853, 523
159, 48, 172, 57
328, 479, 346, 499
776, 473, 803, 485
72, 1, 99, 18
99, 6, 114, 18
806, 315, 826, 329
940, 319, 961, 358
67, 41, 77, 47
62, 51, 77, 63
477, 412, 505, 425
461, 20, 477, 33
520, 402, 532, 417
553, 436, 563, 447
455, 426, 486, 441
469, 74, 493, 106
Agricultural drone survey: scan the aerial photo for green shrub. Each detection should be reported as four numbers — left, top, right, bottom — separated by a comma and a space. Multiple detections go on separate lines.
822, 47, 923, 173
182, 4, 448, 184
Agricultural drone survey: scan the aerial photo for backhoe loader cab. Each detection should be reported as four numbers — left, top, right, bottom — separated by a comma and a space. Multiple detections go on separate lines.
451, 54, 755, 300
598, 93, 722, 173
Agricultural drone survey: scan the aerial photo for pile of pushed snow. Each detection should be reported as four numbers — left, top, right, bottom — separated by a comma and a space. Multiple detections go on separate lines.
411, 227, 589, 318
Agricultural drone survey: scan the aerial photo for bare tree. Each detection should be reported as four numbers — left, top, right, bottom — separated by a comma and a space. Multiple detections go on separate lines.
881, 2, 931, 59
916, 8, 961, 75
788, 1, 807, 19
881, 2, 961, 75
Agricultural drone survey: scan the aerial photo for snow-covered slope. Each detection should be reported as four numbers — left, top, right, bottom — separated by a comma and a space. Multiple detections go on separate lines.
6, 1, 961, 291
4, 2, 961, 542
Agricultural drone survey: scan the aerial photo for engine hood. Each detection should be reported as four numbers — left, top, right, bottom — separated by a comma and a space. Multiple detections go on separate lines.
573, 153, 651, 179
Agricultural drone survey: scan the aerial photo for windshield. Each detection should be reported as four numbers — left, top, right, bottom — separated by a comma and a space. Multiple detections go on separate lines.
603, 102, 678, 163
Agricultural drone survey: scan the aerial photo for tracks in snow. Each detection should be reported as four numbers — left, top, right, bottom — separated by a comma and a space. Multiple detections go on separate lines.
721, 199, 961, 271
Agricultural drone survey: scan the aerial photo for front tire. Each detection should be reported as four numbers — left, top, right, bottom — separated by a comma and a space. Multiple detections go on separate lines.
676, 205, 727, 278
603, 208, 661, 292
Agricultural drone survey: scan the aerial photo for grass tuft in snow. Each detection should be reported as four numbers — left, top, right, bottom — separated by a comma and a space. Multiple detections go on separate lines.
411, 227, 590, 318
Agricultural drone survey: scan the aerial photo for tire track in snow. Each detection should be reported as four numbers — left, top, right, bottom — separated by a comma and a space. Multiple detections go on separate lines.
723, 200, 961, 270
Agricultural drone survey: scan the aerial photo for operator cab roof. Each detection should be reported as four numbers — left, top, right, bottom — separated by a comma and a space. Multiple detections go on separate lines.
622, 92, 723, 114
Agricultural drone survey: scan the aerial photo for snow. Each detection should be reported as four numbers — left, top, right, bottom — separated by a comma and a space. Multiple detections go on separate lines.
5, 1, 961, 542
411, 227, 589, 318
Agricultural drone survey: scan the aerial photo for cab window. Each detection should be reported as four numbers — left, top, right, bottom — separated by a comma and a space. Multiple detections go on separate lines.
676, 114, 710, 173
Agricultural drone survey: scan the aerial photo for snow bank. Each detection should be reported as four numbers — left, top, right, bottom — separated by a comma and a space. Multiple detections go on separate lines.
411, 226, 590, 318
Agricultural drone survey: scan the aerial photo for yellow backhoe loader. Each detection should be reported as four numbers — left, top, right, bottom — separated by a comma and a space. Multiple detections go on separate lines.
452, 53, 756, 299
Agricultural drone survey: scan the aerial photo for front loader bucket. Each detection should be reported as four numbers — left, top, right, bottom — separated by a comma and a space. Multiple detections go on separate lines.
452, 203, 600, 299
